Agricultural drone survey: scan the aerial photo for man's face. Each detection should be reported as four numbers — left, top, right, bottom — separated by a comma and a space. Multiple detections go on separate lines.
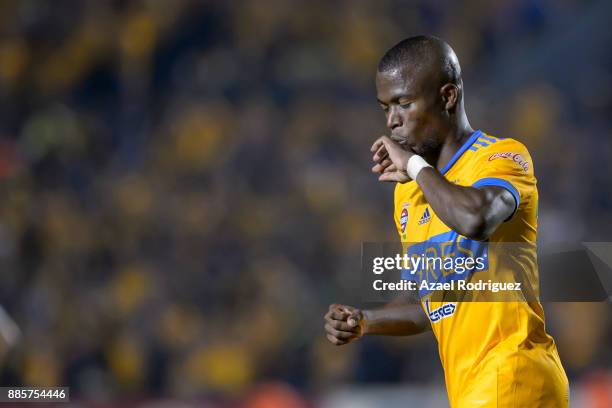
375, 67, 446, 156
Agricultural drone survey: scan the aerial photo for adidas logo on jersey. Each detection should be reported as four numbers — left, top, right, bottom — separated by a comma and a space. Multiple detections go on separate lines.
418, 207, 431, 225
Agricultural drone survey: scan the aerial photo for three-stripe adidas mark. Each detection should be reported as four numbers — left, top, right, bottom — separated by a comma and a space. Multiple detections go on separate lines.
418, 207, 431, 225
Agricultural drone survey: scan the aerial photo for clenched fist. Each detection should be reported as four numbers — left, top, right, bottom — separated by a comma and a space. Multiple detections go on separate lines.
324, 304, 364, 345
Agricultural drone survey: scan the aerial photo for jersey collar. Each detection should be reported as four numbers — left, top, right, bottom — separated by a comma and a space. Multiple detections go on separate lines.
440, 130, 482, 175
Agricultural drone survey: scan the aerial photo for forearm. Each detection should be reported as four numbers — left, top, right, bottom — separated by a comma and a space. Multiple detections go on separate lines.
415, 167, 500, 240
362, 303, 430, 336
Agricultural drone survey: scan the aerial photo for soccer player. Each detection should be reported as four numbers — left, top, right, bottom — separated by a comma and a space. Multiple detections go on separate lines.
324, 36, 569, 407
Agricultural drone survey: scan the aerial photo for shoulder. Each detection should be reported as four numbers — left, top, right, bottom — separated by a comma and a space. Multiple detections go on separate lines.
472, 133, 531, 154
471, 134, 534, 174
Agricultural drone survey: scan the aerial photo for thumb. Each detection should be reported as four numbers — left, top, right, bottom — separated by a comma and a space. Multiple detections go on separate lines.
347, 311, 361, 327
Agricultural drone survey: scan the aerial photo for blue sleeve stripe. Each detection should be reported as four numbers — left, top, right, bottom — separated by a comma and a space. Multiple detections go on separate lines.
472, 177, 520, 216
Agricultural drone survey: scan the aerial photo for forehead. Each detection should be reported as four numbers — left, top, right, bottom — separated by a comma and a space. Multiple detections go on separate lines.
376, 66, 429, 101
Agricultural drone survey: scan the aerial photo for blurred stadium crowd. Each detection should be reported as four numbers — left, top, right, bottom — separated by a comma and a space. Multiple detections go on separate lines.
0, 0, 610, 405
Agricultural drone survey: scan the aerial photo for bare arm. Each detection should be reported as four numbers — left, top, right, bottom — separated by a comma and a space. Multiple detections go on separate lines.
415, 168, 515, 240
362, 301, 430, 336
324, 298, 430, 345
371, 136, 516, 241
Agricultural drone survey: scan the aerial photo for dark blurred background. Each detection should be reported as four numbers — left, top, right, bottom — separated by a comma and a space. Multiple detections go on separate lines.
0, 0, 610, 406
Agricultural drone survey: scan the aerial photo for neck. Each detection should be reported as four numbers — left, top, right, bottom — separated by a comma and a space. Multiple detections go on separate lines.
426, 117, 474, 173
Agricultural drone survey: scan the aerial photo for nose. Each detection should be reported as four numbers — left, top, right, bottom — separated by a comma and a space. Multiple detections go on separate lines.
386, 106, 402, 130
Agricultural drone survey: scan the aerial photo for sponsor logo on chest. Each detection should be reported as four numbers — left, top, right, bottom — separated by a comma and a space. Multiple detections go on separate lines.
425, 299, 456, 322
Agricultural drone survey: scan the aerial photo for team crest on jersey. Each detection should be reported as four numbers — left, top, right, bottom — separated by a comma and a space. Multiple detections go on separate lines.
400, 207, 409, 233
425, 300, 456, 323
418, 207, 431, 225
488, 152, 529, 172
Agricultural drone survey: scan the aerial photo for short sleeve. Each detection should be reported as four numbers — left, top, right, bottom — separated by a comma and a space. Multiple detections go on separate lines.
471, 139, 536, 217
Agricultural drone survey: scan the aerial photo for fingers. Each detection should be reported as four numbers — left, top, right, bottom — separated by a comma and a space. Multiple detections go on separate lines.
379, 135, 394, 148
325, 305, 349, 321
370, 137, 385, 153
371, 135, 392, 164
372, 143, 388, 162
325, 325, 359, 346
347, 313, 361, 328
370, 135, 412, 184
325, 323, 358, 340
372, 161, 404, 182
325, 304, 362, 345
328, 304, 355, 314
371, 159, 392, 174
371, 135, 396, 151
372, 135, 406, 165
327, 317, 360, 332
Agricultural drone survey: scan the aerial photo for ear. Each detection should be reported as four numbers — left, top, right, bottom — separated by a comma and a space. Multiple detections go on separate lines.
440, 83, 459, 112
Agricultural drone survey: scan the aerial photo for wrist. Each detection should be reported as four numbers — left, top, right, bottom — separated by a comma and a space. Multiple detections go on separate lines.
360, 310, 372, 335
406, 155, 433, 180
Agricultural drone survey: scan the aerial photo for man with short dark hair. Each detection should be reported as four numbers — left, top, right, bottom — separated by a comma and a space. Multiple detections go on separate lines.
324, 36, 569, 407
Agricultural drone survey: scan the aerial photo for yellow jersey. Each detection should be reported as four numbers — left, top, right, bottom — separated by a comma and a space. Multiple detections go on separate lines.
393, 130, 569, 407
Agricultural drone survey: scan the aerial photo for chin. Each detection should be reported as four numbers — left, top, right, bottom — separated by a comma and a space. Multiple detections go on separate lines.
415, 139, 440, 157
